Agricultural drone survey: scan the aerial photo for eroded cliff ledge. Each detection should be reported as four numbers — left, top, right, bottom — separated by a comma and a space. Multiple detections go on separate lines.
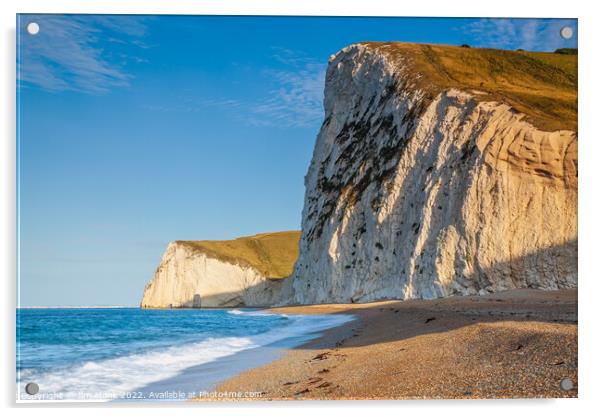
289, 43, 577, 304
141, 231, 300, 308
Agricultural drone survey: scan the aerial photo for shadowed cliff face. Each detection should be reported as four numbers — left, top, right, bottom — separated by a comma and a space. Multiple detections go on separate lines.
290, 44, 577, 304
147, 240, 576, 308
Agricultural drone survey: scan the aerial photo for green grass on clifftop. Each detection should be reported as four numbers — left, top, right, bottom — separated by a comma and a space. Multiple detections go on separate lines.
177, 231, 300, 279
364, 42, 577, 131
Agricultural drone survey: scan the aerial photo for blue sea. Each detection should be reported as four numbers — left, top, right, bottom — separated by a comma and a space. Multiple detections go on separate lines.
16, 308, 353, 401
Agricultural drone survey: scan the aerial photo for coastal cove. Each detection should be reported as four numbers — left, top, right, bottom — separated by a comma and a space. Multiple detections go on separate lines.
16, 13, 579, 403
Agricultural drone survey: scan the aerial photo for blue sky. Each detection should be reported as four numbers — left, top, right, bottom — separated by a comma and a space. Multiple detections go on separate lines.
16, 15, 577, 306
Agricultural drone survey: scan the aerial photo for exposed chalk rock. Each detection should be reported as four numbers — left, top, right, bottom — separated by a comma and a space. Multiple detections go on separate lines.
141, 43, 577, 308
288, 43, 578, 304
141, 232, 298, 308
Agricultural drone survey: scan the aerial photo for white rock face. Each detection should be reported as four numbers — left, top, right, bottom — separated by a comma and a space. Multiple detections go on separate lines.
141, 242, 290, 308
289, 44, 578, 304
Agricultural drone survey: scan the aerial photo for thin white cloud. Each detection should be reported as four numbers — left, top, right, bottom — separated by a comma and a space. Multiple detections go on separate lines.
141, 97, 244, 114
248, 59, 326, 128
17, 15, 150, 94
234, 47, 325, 128
144, 47, 327, 129
462, 18, 577, 52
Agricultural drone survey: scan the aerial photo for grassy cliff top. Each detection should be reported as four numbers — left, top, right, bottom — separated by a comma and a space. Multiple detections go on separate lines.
362, 42, 577, 132
176, 231, 300, 279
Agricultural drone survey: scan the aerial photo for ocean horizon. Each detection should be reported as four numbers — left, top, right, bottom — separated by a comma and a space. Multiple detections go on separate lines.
16, 307, 353, 401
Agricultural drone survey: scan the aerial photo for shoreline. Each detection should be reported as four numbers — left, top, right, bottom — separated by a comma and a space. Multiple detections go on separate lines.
121, 312, 355, 402
199, 288, 577, 400
17, 308, 355, 402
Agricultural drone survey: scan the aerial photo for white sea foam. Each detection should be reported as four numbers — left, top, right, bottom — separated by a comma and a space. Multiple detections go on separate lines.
17, 312, 354, 401
227, 309, 287, 318
226, 309, 245, 315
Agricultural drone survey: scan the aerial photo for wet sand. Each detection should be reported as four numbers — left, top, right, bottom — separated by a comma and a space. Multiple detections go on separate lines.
201, 289, 577, 400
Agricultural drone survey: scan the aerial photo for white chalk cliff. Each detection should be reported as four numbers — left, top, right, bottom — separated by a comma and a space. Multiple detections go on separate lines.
141, 43, 577, 308
141, 232, 298, 308
289, 43, 577, 304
